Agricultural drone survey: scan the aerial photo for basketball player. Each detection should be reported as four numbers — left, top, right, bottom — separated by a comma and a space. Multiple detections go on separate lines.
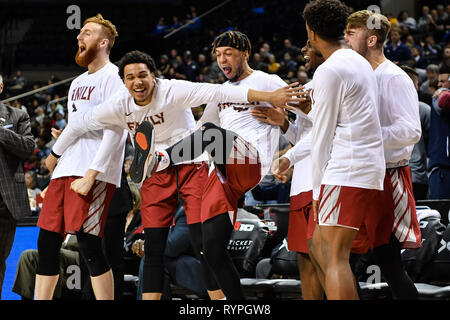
301, 0, 385, 299
111, 31, 298, 299
34, 14, 127, 300
345, 10, 422, 299
47, 46, 300, 300
252, 40, 324, 299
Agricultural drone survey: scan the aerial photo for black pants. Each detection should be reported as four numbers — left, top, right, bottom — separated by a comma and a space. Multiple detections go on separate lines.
0, 201, 16, 299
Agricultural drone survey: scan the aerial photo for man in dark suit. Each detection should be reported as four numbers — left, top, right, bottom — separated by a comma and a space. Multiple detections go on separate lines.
0, 74, 35, 298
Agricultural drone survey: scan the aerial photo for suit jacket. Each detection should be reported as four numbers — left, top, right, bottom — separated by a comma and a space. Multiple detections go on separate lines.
0, 102, 35, 221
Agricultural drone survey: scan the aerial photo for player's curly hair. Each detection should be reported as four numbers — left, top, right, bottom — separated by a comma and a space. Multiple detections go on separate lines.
118, 50, 157, 79
303, 0, 350, 41
211, 30, 252, 55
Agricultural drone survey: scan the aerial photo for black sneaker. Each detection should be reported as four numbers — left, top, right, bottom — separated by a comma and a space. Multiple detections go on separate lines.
130, 121, 156, 184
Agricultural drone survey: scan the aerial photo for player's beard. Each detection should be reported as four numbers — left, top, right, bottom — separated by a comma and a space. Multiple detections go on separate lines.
229, 57, 246, 83
75, 43, 100, 67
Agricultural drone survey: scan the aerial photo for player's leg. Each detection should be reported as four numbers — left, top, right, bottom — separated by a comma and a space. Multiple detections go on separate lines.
202, 213, 246, 300
35, 228, 63, 300
315, 225, 359, 300
188, 222, 224, 300
35, 178, 66, 300
76, 231, 114, 300
373, 234, 418, 299
368, 168, 419, 299
141, 227, 170, 300
297, 252, 324, 299
129, 121, 240, 184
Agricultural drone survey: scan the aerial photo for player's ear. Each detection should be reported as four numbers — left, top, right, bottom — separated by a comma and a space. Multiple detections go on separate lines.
100, 38, 108, 50
367, 35, 377, 48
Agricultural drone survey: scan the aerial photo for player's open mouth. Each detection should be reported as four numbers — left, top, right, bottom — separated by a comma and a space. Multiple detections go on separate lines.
133, 88, 146, 97
79, 44, 86, 54
222, 66, 232, 77
304, 55, 310, 67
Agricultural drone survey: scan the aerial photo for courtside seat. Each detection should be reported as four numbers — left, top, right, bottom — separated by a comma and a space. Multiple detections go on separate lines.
358, 282, 392, 300
241, 278, 276, 299
122, 274, 139, 300
415, 283, 450, 300
273, 279, 302, 300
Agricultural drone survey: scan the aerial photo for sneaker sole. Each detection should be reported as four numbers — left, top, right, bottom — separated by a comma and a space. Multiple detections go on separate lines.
130, 121, 155, 184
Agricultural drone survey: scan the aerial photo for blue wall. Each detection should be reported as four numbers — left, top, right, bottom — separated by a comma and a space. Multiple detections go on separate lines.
2, 226, 39, 300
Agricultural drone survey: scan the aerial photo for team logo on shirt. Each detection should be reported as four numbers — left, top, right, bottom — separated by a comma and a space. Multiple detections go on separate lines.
71, 86, 96, 101
72, 103, 77, 112
127, 112, 165, 131
217, 101, 261, 112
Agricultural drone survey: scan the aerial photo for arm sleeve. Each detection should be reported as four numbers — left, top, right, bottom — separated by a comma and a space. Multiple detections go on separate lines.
381, 75, 422, 149
310, 68, 343, 200
195, 102, 220, 129
283, 130, 312, 166
169, 79, 249, 109
52, 94, 125, 157
283, 120, 298, 145
0, 109, 35, 160
89, 76, 128, 174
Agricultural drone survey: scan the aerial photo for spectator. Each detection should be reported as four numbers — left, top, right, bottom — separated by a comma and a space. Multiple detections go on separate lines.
422, 34, 442, 64
384, 28, 412, 65
251, 52, 268, 72
9, 70, 25, 90
36, 156, 51, 190
267, 55, 280, 74
178, 50, 199, 81
157, 54, 171, 78
25, 171, 42, 214
54, 111, 66, 130
411, 47, 429, 69
420, 64, 440, 96
397, 10, 417, 31
440, 46, 450, 70
428, 65, 450, 199
282, 39, 300, 60
152, 17, 168, 35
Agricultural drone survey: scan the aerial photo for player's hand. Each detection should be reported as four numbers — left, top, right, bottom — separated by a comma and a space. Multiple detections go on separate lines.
132, 239, 145, 258
271, 157, 290, 183
45, 154, 58, 173
268, 82, 305, 108
51, 128, 62, 140
312, 199, 319, 222
70, 176, 95, 196
286, 91, 312, 114
251, 106, 286, 126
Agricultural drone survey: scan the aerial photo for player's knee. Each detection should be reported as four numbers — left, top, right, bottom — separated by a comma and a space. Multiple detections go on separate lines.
37, 229, 63, 276
77, 232, 110, 277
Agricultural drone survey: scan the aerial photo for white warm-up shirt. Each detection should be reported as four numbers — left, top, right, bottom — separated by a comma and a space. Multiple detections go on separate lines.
282, 81, 314, 197
52, 78, 250, 165
310, 49, 385, 200
199, 70, 286, 178
51, 62, 127, 187
375, 60, 421, 168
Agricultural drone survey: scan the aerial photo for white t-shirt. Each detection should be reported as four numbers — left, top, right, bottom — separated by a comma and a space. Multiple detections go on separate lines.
199, 70, 286, 178
310, 49, 385, 200
51, 62, 127, 187
52, 78, 250, 166
375, 60, 421, 168
283, 81, 314, 197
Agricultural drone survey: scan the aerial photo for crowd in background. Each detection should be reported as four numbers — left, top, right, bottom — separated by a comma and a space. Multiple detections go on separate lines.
0, 2, 449, 217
